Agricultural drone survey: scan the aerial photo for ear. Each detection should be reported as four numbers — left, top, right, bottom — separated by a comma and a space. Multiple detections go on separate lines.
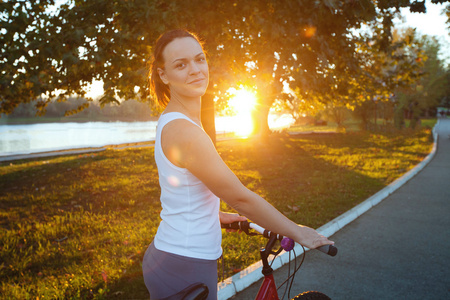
157, 68, 169, 85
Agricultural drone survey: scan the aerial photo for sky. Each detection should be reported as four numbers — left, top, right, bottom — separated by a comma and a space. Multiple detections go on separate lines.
394, 0, 449, 64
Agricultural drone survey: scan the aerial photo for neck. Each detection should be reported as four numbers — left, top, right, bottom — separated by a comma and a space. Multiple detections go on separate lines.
165, 93, 202, 125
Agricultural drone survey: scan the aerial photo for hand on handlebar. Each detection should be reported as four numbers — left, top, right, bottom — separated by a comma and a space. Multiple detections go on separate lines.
221, 221, 338, 256
295, 225, 337, 256
296, 225, 334, 251
219, 212, 247, 232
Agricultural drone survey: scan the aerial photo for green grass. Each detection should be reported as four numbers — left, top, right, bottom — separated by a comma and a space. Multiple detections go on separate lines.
288, 120, 360, 133
288, 118, 438, 134
0, 122, 435, 299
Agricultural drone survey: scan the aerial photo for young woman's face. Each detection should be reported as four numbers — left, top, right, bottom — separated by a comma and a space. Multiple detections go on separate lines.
158, 37, 209, 100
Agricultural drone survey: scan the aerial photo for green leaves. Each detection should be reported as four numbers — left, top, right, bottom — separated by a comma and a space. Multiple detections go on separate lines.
1, 0, 447, 124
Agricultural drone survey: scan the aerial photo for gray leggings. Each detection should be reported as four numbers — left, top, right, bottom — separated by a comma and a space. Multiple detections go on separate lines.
142, 242, 218, 300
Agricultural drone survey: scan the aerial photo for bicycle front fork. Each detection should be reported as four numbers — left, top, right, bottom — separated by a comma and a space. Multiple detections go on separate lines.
255, 235, 281, 300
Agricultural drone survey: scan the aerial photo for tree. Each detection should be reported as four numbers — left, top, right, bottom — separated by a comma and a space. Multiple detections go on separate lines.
1, 0, 239, 143
209, 0, 378, 138
348, 17, 428, 130
416, 35, 449, 116
2, 0, 448, 141
394, 34, 449, 126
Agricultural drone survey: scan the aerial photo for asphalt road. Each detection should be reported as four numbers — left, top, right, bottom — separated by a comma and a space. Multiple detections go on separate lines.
233, 118, 450, 300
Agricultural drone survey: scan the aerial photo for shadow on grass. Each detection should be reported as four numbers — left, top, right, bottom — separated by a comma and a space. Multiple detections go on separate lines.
0, 147, 163, 299
0, 154, 109, 226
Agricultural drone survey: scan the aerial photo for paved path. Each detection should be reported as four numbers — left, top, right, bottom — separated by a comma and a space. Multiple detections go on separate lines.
232, 119, 450, 300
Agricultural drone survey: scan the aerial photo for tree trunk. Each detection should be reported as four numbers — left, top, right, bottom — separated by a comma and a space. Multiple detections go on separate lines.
252, 98, 271, 141
201, 90, 216, 146
259, 103, 271, 137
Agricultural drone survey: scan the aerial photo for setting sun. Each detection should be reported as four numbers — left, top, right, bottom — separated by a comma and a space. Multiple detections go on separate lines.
227, 88, 257, 137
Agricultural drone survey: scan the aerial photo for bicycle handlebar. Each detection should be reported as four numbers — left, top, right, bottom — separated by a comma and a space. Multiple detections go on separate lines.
221, 221, 337, 257
316, 244, 338, 256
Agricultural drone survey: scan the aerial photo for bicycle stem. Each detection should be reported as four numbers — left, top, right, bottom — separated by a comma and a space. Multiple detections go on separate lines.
260, 235, 282, 276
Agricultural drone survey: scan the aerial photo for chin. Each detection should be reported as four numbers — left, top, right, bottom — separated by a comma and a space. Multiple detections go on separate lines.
187, 86, 208, 97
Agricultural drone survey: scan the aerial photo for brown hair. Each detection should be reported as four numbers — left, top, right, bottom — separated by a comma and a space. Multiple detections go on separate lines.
149, 29, 204, 108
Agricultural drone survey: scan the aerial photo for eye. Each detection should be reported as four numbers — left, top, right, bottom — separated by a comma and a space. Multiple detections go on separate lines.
196, 56, 206, 63
176, 63, 186, 69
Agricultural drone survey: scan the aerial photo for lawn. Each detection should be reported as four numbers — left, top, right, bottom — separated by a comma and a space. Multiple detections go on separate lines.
0, 123, 435, 299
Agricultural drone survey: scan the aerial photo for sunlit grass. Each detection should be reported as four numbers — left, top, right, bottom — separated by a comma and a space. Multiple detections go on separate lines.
0, 123, 435, 299
288, 120, 360, 133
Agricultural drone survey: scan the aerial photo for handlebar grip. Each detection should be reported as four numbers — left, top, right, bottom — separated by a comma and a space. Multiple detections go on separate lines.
317, 244, 338, 256
221, 221, 250, 231
222, 222, 338, 256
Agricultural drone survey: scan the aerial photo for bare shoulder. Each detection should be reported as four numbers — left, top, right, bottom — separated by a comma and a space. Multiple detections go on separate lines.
161, 119, 214, 168
162, 119, 211, 145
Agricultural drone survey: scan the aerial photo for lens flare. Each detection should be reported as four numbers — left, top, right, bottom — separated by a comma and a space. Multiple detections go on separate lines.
167, 175, 180, 187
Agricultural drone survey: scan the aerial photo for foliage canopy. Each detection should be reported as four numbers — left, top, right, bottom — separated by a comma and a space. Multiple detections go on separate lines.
1, 0, 449, 136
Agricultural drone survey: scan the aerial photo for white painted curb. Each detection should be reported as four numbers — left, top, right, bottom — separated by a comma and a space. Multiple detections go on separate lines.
218, 121, 440, 300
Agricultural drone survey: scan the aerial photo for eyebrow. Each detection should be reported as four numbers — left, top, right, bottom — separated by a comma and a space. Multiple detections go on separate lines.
171, 52, 205, 64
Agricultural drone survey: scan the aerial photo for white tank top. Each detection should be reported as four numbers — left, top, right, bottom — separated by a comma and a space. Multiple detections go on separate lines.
153, 112, 222, 260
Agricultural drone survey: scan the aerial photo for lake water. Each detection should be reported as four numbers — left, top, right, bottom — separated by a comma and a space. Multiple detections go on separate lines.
0, 121, 159, 156
0, 115, 294, 157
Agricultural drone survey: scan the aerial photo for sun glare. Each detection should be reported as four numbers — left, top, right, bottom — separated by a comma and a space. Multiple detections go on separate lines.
85, 80, 104, 99
227, 88, 257, 137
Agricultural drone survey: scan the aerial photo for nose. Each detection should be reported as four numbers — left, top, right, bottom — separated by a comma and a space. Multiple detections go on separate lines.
189, 61, 201, 75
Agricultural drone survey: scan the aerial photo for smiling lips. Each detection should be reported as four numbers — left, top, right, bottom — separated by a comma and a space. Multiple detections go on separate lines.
188, 78, 205, 84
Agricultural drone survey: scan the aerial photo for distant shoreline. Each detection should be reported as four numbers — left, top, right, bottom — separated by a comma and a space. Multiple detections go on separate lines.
0, 116, 159, 125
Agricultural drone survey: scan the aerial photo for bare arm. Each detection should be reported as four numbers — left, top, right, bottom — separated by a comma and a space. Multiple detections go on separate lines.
162, 120, 333, 249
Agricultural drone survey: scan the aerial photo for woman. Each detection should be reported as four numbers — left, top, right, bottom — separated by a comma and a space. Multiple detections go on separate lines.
142, 29, 334, 300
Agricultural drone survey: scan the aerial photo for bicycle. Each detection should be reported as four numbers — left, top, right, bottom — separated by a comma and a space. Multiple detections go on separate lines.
158, 221, 337, 300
